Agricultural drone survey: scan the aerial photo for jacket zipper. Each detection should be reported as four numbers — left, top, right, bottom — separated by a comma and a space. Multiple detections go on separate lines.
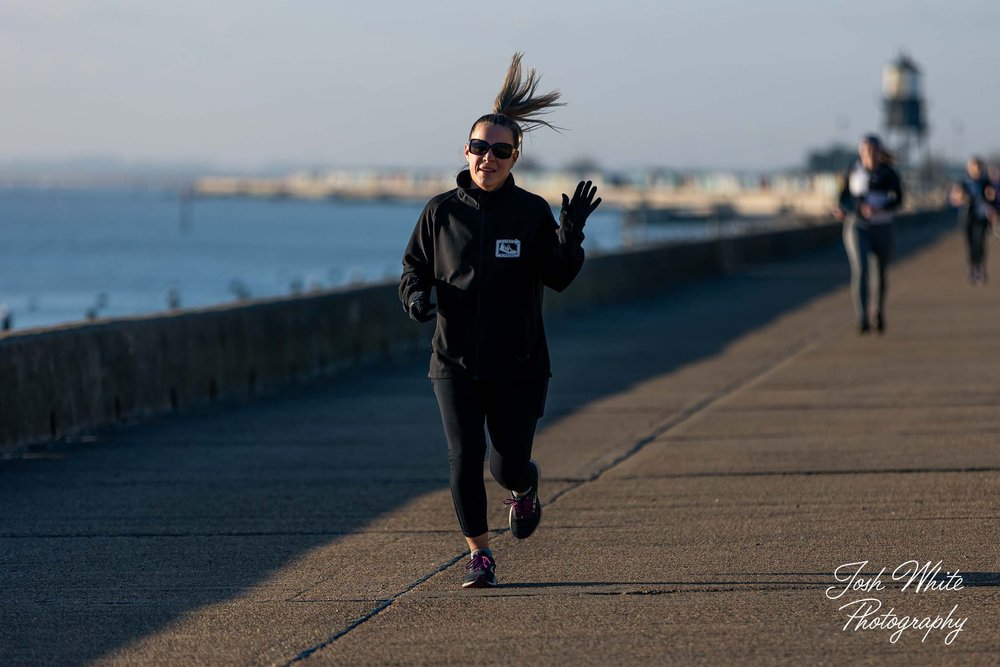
473, 206, 485, 379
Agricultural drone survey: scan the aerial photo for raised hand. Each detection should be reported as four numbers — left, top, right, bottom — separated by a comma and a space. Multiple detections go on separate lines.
560, 180, 602, 239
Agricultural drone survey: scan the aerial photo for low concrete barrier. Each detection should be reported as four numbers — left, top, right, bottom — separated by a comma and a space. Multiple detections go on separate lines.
0, 285, 422, 456
0, 211, 947, 456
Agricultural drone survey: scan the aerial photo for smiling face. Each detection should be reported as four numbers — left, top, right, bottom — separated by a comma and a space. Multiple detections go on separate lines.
465, 123, 518, 191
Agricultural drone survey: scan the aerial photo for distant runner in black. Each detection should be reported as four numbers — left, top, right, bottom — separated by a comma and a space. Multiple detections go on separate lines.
950, 157, 996, 285
400, 53, 601, 589
834, 134, 903, 334
988, 163, 1000, 211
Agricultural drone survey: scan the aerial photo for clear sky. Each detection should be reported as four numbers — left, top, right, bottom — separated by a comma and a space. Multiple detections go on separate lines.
3, 0, 999, 173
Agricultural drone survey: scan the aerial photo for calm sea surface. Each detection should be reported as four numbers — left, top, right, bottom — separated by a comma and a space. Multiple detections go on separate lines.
0, 186, 724, 331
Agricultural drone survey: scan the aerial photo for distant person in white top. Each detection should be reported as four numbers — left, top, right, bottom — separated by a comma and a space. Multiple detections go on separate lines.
834, 134, 903, 334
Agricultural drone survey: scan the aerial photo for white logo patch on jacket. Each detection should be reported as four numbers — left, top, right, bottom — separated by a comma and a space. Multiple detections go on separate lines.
495, 239, 521, 258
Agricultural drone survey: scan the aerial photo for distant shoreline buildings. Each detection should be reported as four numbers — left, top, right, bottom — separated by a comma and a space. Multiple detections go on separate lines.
190, 167, 884, 220
1, 161, 952, 220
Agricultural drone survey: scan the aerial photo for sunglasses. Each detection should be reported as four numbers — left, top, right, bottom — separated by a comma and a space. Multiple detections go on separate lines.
468, 139, 516, 160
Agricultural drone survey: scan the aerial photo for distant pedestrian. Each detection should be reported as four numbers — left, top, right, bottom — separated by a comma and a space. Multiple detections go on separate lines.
834, 134, 903, 334
949, 157, 995, 284
400, 53, 600, 588
987, 164, 1000, 229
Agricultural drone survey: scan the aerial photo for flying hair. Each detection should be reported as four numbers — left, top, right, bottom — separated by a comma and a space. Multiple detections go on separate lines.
470, 52, 564, 150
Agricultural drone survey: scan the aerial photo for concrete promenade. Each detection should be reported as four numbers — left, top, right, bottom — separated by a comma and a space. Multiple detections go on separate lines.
2, 218, 999, 666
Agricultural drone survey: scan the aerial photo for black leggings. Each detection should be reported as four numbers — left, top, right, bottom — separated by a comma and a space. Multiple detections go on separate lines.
965, 216, 989, 267
432, 377, 548, 537
843, 219, 893, 325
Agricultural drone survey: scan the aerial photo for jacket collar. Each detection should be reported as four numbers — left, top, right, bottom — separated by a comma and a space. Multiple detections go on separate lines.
456, 169, 515, 209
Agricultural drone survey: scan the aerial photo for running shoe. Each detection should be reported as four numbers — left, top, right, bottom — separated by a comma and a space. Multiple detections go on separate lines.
462, 550, 497, 588
505, 460, 542, 539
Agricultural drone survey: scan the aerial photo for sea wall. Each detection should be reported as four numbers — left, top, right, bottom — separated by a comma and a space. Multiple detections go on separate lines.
0, 211, 947, 456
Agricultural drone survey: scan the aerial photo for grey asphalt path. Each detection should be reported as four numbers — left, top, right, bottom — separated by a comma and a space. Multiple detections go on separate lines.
3, 216, 998, 666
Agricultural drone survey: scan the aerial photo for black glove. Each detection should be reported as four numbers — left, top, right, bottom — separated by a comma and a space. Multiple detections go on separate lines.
407, 294, 437, 323
559, 180, 602, 242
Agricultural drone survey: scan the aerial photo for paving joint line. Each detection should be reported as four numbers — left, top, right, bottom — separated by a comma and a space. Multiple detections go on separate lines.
609, 466, 1000, 480
550, 242, 948, 500
281, 548, 469, 666
546, 308, 846, 506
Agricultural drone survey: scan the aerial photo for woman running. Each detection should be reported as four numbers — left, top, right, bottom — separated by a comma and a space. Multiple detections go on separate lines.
950, 157, 996, 284
835, 134, 903, 334
400, 53, 601, 588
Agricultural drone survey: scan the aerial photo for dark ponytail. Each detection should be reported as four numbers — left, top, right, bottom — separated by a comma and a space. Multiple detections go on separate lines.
469, 52, 564, 149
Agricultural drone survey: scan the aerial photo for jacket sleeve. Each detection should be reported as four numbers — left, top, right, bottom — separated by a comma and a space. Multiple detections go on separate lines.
399, 203, 435, 310
539, 205, 584, 293
885, 167, 903, 212
837, 165, 853, 215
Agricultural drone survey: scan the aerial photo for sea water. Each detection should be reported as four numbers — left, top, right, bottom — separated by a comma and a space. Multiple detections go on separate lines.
0, 186, 722, 330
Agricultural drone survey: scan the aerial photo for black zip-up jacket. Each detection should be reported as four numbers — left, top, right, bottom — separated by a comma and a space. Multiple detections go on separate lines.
400, 170, 584, 379
957, 176, 992, 223
837, 161, 903, 224
839, 160, 903, 223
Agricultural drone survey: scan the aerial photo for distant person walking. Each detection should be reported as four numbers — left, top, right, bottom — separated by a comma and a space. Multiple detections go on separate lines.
949, 157, 995, 285
834, 134, 903, 334
988, 164, 1000, 214
990, 163, 1000, 231
400, 53, 600, 588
